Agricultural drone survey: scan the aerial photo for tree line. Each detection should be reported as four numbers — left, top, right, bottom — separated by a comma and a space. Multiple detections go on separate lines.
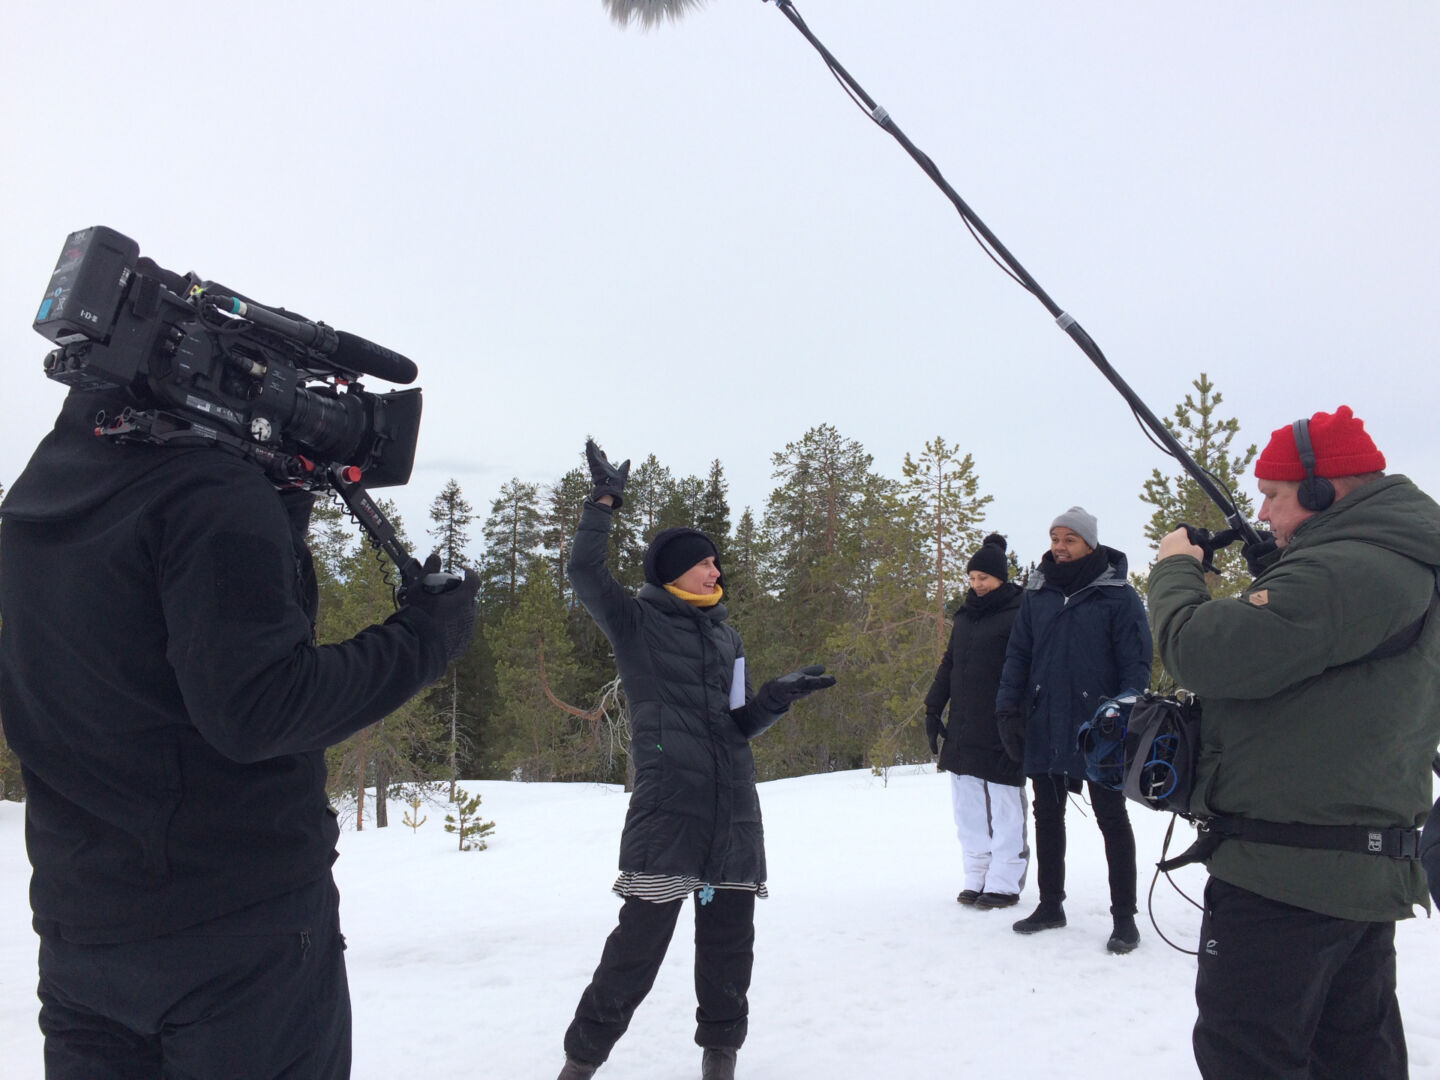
0, 374, 1255, 815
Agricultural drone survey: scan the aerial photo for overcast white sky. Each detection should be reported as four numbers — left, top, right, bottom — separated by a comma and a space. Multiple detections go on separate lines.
2, 1, 1436, 572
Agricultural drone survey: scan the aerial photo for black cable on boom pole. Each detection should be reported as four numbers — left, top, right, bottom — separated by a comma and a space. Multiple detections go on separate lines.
766, 0, 1261, 548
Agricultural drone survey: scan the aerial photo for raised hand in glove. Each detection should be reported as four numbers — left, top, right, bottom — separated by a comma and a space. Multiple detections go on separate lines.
925, 712, 947, 756
585, 438, 631, 509
996, 708, 1026, 763
397, 553, 480, 665
755, 664, 837, 714
1241, 530, 1279, 577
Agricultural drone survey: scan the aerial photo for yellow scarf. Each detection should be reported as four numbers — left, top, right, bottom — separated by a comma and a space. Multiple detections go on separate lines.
664, 583, 724, 608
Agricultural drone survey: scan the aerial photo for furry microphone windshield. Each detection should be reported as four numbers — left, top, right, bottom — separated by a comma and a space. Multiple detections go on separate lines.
603, 0, 707, 28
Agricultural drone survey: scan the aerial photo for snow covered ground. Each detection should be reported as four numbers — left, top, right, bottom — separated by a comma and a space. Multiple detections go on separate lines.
2, 767, 1438, 1079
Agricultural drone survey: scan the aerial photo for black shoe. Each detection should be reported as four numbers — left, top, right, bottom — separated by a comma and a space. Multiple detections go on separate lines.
1012, 901, 1066, 934
1107, 914, 1140, 954
557, 1057, 599, 1080
702, 1047, 737, 1080
956, 889, 981, 905
974, 891, 1020, 909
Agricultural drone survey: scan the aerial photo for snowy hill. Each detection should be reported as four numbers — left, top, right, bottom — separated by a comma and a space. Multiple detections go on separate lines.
3, 768, 1438, 1078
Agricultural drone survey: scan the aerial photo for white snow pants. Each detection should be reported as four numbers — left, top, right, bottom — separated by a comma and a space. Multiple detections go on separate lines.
950, 772, 1029, 896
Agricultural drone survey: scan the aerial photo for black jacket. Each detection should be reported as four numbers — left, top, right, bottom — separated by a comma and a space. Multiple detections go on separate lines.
924, 583, 1024, 786
568, 500, 783, 884
0, 392, 451, 942
996, 547, 1153, 779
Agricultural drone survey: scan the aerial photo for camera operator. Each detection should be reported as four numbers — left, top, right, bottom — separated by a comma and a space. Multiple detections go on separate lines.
0, 387, 478, 1078
1149, 405, 1440, 1079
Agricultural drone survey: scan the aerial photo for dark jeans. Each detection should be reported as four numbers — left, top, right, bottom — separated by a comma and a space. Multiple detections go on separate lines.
565, 890, 755, 1065
1193, 877, 1407, 1080
37, 876, 350, 1080
1030, 775, 1136, 914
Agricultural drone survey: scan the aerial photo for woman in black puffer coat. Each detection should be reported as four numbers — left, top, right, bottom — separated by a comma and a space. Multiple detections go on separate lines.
556, 440, 834, 1080
923, 534, 1028, 910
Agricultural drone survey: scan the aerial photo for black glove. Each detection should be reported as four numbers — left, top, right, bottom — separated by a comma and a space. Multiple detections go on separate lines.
924, 712, 947, 756
585, 438, 631, 509
398, 553, 480, 664
1241, 530, 1279, 577
755, 664, 837, 714
996, 708, 1025, 763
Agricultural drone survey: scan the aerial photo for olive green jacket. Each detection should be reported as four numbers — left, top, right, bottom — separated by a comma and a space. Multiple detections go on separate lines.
1148, 475, 1440, 922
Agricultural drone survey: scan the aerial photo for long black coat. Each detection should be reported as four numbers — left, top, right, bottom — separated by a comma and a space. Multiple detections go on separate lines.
0, 392, 450, 943
568, 501, 782, 884
924, 583, 1024, 786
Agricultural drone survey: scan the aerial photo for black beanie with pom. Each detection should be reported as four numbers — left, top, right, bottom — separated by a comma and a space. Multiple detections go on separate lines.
965, 533, 1009, 582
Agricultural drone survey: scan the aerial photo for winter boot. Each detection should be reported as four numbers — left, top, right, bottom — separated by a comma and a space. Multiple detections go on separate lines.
956, 889, 980, 905
975, 891, 1019, 909
1107, 913, 1140, 954
556, 1057, 599, 1080
1012, 899, 1066, 934
701, 1047, 737, 1080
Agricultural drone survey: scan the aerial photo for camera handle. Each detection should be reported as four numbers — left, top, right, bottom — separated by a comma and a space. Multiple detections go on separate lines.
328, 464, 462, 599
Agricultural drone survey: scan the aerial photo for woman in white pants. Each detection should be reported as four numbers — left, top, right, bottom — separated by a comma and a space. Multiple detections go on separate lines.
923, 534, 1029, 908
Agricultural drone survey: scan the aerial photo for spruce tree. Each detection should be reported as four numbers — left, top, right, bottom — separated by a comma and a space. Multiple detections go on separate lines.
696, 459, 732, 544
656, 474, 705, 534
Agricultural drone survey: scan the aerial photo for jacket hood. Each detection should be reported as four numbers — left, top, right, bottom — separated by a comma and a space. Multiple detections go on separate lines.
1284, 475, 1440, 570
1, 390, 212, 523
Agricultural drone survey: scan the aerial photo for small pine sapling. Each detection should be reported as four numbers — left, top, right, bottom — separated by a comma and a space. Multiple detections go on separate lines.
443, 787, 496, 852
402, 795, 427, 833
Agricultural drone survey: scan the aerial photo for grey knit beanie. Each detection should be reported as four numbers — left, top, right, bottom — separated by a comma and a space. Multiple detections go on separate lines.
1049, 506, 1098, 549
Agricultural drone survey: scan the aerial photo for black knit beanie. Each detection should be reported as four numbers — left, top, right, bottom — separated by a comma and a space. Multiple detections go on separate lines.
644, 527, 720, 586
965, 533, 1009, 582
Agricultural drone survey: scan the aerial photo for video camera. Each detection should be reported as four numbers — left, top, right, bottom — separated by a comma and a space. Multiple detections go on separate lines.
33, 225, 438, 590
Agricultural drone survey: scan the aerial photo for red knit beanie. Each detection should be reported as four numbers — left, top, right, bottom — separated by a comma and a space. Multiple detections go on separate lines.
1254, 405, 1386, 481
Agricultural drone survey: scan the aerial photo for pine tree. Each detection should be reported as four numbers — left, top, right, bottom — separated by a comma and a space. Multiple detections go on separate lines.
753, 425, 900, 777
541, 466, 590, 602
427, 478, 475, 571
478, 478, 544, 613
402, 794, 427, 832
485, 562, 620, 782
1137, 373, 1258, 596
315, 498, 446, 828
901, 436, 993, 653
625, 454, 674, 538
443, 787, 496, 851
765, 423, 877, 595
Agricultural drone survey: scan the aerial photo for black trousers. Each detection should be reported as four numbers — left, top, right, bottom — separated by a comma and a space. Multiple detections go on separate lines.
1193, 877, 1407, 1080
564, 890, 755, 1065
1030, 775, 1137, 915
37, 876, 350, 1080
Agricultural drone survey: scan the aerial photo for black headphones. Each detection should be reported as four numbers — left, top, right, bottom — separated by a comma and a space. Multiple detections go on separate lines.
1291, 418, 1336, 512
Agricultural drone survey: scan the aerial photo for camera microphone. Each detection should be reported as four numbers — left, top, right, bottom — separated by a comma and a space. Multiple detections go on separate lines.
209, 292, 419, 386
332, 331, 419, 386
